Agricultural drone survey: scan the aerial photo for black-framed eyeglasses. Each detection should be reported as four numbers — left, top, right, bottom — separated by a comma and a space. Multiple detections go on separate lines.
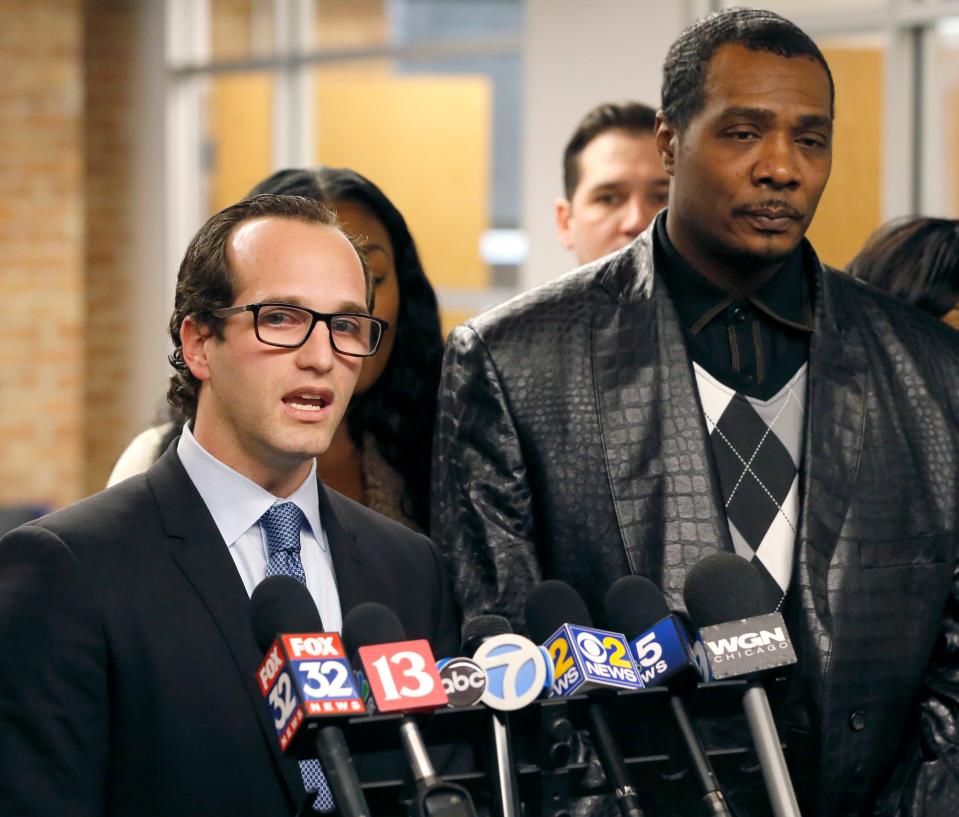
210, 302, 389, 357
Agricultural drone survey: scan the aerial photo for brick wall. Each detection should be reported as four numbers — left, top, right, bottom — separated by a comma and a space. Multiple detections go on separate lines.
0, 0, 137, 510
82, 0, 136, 495
0, 0, 86, 510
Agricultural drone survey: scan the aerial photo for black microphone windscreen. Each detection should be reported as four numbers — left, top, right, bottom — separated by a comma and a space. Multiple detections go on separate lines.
525, 579, 593, 643
341, 602, 406, 660
462, 614, 512, 656
683, 552, 766, 628
250, 575, 324, 655
604, 575, 670, 638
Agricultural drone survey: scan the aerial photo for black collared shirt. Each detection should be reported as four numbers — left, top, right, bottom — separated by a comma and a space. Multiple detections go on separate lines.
654, 216, 815, 400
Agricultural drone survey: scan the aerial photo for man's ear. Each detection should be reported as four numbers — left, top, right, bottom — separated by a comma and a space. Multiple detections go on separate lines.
555, 197, 575, 251
655, 110, 678, 176
180, 316, 214, 382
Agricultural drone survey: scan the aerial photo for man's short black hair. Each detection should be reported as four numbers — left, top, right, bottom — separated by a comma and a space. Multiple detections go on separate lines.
562, 101, 658, 199
661, 7, 835, 133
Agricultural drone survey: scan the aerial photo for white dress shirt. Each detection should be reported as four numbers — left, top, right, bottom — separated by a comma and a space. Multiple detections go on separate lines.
177, 424, 342, 633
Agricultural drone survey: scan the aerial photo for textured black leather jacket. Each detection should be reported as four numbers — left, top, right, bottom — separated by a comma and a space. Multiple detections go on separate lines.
432, 217, 959, 817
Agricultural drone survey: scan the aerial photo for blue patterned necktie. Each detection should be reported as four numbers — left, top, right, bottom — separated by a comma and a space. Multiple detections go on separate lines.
261, 501, 335, 813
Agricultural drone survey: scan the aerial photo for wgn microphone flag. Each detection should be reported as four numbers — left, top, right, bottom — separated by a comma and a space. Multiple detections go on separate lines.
684, 553, 801, 817
684, 553, 797, 681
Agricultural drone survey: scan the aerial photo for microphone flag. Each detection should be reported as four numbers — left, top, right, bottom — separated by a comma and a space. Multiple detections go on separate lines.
437, 657, 488, 707
255, 632, 365, 752
356, 638, 448, 713
544, 624, 645, 696
696, 612, 797, 680
472, 633, 550, 711
629, 615, 704, 687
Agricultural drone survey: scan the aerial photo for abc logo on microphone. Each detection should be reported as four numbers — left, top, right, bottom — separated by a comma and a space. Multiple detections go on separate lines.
438, 657, 487, 707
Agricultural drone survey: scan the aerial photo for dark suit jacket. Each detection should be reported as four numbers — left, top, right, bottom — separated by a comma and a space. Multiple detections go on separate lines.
0, 443, 459, 817
432, 216, 959, 817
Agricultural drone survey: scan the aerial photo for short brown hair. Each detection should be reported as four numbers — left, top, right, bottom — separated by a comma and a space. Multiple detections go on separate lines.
166, 193, 373, 422
562, 101, 658, 199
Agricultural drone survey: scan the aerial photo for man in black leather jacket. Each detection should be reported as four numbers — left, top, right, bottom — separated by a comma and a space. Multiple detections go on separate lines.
433, 8, 959, 817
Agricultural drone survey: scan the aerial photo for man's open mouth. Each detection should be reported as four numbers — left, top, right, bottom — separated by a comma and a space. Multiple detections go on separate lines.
283, 391, 332, 412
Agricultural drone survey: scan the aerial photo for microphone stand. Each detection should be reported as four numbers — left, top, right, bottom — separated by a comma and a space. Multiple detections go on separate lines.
488, 711, 522, 817
742, 683, 801, 817
307, 726, 371, 817
585, 699, 645, 817
668, 696, 732, 817
399, 716, 477, 817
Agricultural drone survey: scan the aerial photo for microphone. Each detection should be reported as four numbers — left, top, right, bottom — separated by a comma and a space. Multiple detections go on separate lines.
526, 580, 645, 817
430, 612, 512, 711
436, 656, 487, 708
460, 615, 539, 817
342, 602, 477, 817
250, 575, 371, 817
465, 615, 553, 711
683, 553, 801, 817
605, 575, 733, 817
462, 614, 513, 656
527, 580, 644, 697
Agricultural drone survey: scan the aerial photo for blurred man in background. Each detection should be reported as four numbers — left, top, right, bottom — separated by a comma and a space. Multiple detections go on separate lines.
555, 101, 670, 264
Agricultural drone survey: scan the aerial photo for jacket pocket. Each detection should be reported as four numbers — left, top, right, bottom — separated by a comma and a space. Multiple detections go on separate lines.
858, 531, 951, 569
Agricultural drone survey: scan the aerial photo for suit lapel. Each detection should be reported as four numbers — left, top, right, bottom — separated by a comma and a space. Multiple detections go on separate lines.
317, 483, 372, 618
797, 264, 869, 632
592, 226, 732, 610
147, 448, 305, 805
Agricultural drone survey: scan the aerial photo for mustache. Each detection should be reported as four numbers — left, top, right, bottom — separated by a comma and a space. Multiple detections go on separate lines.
734, 200, 803, 219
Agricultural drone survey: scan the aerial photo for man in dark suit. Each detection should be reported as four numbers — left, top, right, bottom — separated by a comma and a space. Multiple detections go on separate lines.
433, 9, 959, 817
0, 193, 458, 816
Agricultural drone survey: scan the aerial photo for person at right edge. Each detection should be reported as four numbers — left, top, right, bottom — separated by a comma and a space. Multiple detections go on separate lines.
432, 8, 959, 817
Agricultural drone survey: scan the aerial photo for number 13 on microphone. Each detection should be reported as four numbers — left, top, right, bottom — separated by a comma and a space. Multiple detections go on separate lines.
357, 639, 449, 713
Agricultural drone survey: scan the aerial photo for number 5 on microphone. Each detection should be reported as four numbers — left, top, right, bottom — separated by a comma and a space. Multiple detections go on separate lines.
357, 639, 449, 713
632, 632, 664, 668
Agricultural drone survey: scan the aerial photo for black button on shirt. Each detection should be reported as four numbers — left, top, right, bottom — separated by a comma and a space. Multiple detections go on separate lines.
654, 216, 816, 400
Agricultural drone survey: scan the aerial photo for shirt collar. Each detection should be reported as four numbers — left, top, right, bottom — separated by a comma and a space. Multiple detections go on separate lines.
177, 424, 324, 549
654, 214, 815, 335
